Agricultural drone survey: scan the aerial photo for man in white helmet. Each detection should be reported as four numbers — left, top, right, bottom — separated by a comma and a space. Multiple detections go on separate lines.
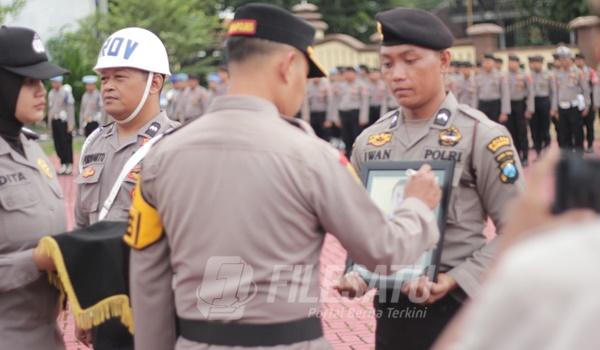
73, 27, 179, 350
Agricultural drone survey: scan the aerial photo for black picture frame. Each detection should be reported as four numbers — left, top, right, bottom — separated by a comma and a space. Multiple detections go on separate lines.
348, 160, 455, 288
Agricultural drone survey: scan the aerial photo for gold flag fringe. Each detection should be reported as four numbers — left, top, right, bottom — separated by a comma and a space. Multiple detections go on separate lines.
38, 236, 134, 333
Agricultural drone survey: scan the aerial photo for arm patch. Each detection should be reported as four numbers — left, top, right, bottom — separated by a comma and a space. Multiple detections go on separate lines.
124, 183, 164, 249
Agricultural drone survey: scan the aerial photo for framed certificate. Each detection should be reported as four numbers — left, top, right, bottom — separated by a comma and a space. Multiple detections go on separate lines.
348, 160, 455, 288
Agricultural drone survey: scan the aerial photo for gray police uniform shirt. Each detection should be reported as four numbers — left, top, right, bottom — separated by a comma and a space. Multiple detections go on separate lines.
367, 79, 386, 108
334, 80, 370, 124
508, 70, 535, 113
74, 111, 178, 228
128, 95, 440, 350
531, 70, 554, 99
0, 134, 66, 350
300, 79, 335, 122
473, 70, 511, 115
79, 89, 104, 127
552, 66, 591, 112
48, 87, 75, 130
351, 93, 524, 298
182, 86, 210, 123
454, 75, 476, 108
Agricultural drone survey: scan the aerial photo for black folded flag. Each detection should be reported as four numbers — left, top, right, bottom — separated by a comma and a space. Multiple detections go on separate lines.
37, 221, 133, 333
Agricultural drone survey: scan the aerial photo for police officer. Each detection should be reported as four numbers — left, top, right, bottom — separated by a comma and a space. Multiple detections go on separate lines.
125, 4, 443, 349
455, 61, 475, 107
494, 56, 504, 72
73, 27, 179, 349
337, 8, 524, 349
166, 72, 188, 122
474, 53, 511, 123
181, 73, 210, 123
551, 46, 590, 153
507, 54, 534, 165
80, 75, 103, 137
48, 75, 75, 175
334, 66, 369, 156
0, 25, 68, 350
366, 68, 387, 126
301, 77, 334, 140
574, 53, 598, 153
528, 55, 554, 156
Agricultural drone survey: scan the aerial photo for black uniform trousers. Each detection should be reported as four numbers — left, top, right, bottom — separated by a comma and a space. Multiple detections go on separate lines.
507, 99, 529, 161
530, 96, 551, 154
374, 291, 463, 350
309, 111, 329, 141
477, 99, 501, 123
558, 106, 584, 152
51, 119, 73, 165
339, 109, 361, 157
84, 121, 100, 138
368, 105, 382, 127
583, 107, 596, 150
92, 318, 133, 350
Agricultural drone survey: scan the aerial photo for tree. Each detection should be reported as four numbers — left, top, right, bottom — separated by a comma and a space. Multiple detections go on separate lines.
515, 0, 589, 23
0, 0, 25, 24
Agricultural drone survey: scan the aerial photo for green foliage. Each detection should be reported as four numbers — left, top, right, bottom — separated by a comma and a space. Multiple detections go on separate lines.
515, 0, 589, 23
0, 0, 25, 24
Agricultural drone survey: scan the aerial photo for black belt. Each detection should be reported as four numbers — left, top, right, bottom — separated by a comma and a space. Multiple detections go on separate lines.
177, 316, 323, 347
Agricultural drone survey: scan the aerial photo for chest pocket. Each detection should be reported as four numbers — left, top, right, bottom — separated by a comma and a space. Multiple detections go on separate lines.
0, 184, 43, 242
75, 163, 105, 213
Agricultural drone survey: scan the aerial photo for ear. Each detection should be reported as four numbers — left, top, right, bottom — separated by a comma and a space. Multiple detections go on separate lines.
440, 50, 451, 73
149, 73, 165, 95
277, 50, 297, 84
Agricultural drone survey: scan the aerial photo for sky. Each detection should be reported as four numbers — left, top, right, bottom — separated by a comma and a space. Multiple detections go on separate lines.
2, 0, 99, 42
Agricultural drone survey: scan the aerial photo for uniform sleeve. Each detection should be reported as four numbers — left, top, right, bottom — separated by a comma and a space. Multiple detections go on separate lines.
0, 249, 42, 292
500, 75, 511, 115
74, 185, 90, 229
447, 123, 524, 296
129, 157, 177, 350
472, 77, 479, 109
301, 95, 310, 122
66, 94, 75, 131
310, 146, 440, 271
79, 95, 86, 130
526, 75, 535, 114
359, 85, 370, 125
551, 74, 558, 113
581, 72, 591, 108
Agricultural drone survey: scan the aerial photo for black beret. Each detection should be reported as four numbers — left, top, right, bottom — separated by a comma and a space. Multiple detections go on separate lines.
552, 53, 559, 59
375, 8, 454, 49
575, 53, 585, 59
483, 53, 496, 60
228, 3, 326, 78
528, 55, 544, 62
463, 61, 473, 68
508, 55, 520, 62
494, 57, 503, 63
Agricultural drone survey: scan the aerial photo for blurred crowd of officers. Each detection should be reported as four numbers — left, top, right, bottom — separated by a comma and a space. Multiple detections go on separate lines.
446, 47, 599, 164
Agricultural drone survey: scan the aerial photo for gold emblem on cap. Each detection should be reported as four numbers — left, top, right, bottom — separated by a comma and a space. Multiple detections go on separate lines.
376, 22, 383, 36
228, 19, 257, 36
307, 46, 328, 77
36, 158, 53, 179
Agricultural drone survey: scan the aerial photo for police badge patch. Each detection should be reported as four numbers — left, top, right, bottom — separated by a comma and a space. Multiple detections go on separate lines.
367, 132, 393, 147
499, 159, 519, 184
438, 127, 462, 147
434, 108, 451, 126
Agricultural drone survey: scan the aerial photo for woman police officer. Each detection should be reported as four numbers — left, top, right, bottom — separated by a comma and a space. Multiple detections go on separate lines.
0, 26, 69, 349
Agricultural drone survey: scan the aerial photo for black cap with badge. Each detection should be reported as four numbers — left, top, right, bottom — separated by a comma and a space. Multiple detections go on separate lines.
228, 3, 326, 78
0, 26, 68, 79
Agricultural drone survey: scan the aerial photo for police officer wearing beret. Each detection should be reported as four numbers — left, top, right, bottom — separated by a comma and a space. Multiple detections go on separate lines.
528, 55, 554, 156
125, 3, 444, 350
336, 8, 524, 349
0, 25, 68, 350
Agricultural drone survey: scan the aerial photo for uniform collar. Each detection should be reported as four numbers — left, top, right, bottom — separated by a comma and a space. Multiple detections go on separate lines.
206, 95, 280, 118
0, 133, 39, 169
395, 92, 459, 149
104, 111, 170, 151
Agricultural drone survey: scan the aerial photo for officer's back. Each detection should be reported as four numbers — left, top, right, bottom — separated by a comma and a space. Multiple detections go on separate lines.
127, 4, 441, 350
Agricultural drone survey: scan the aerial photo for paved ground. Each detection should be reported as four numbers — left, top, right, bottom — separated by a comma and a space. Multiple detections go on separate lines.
56, 142, 599, 349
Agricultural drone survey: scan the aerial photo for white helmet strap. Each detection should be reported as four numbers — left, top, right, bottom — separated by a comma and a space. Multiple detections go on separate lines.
115, 71, 154, 124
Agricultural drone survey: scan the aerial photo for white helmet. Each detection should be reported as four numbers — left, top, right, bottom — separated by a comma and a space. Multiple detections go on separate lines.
555, 46, 572, 59
94, 27, 171, 124
94, 27, 170, 75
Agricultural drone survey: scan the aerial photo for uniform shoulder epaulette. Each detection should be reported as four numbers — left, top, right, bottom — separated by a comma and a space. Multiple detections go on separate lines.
374, 109, 399, 125
102, 120, 115, 128
21, 127, 39, 140
457, 104, 497, 127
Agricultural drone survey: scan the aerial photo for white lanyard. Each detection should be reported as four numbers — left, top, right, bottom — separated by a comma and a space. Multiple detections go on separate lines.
97, 133, 166, 221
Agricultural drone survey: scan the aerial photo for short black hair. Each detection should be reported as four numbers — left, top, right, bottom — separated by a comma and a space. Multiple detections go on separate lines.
225, 37, 286, 64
